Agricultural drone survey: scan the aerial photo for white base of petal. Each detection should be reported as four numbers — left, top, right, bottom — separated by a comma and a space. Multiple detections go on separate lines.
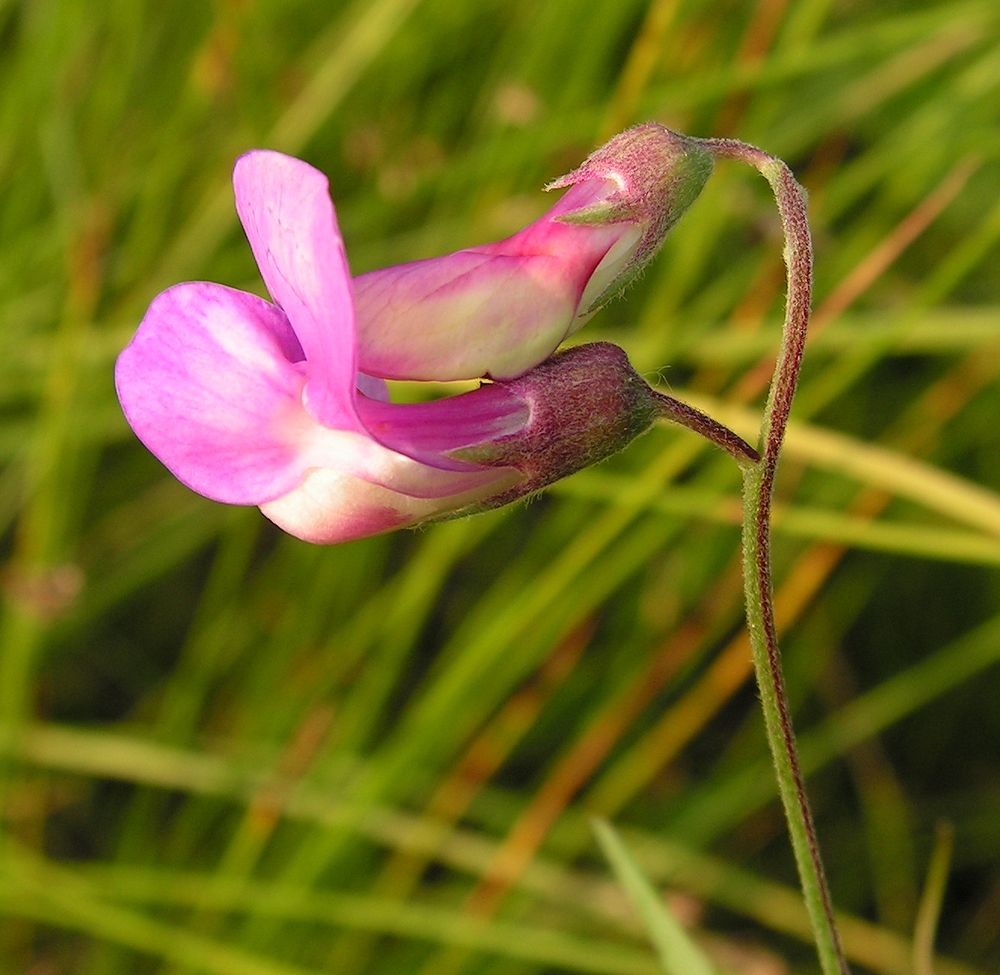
260, 466, 520, 544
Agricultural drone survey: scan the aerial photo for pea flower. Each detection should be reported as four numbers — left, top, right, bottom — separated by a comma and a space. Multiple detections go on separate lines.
115, 149, 691, 543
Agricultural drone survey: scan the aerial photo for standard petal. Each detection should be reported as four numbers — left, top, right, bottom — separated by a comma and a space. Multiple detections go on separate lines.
233, 150, 362, 430
353, 179, 634, 382
115, 282, 316, 505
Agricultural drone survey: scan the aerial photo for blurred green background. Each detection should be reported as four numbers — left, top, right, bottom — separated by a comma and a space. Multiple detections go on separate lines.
1, 0, 999, 972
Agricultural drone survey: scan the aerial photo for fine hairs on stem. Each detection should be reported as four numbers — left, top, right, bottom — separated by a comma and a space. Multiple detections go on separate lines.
684, 136, 850, 975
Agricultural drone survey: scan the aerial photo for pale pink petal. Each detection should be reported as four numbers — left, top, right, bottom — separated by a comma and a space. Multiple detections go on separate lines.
356, 372, 389, 402
115, 283, 316, 505
296, 424, 516, 501
353, 179, 633, 382
233, 150, 362, 430
260, 462, 520, 544
354, 252, 576, 381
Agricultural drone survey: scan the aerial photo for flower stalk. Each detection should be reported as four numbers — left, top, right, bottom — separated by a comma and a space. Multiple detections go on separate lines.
698, 137, 850, 975
651, 390, 759, 467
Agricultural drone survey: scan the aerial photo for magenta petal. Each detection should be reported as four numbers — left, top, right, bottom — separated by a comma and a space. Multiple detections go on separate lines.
233, 150, 362, 430
356, 383, 528, 470
115, 283, 315, 505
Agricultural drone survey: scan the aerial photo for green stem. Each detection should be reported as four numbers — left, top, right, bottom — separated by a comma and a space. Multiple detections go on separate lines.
739, 463, 847, 975
699, 138, 849, 975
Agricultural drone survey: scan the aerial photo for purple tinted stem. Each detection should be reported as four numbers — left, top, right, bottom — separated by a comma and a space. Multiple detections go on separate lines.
699, 139, 849, 975
700, 140, 812, 469
651, 390, 759, 466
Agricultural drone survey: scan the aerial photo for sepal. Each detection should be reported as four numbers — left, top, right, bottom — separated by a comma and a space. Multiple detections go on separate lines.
448, 342, 659, 512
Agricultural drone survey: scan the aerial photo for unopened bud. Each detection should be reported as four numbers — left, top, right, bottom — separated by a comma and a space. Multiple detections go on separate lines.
547, 123, 713, 311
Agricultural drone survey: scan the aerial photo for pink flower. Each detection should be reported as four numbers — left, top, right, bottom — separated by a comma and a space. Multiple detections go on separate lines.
114, 150, 671, 543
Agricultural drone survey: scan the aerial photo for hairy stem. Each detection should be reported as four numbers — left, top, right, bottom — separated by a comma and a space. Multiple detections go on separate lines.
651, 390, 759, 466
699, 137, 849, 975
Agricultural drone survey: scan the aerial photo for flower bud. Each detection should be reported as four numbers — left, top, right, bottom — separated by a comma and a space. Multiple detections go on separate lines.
354, 124, 712, 382
547, 123, 713, 311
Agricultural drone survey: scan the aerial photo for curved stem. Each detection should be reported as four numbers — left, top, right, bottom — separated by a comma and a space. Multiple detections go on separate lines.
699, 138, 849, 975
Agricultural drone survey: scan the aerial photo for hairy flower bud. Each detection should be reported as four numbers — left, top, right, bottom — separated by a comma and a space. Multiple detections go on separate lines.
354, 124, 712, 382
547, 123, 713, 311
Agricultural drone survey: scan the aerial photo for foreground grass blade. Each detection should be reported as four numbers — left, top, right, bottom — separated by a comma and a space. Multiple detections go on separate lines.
593, 818, 717, 975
